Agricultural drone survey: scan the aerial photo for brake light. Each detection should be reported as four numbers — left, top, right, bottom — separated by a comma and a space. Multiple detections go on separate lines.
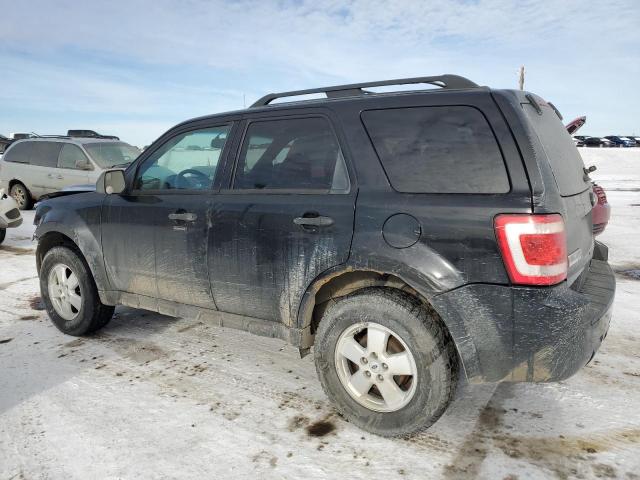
593, 185, 608, 205
494, 214, 567, 286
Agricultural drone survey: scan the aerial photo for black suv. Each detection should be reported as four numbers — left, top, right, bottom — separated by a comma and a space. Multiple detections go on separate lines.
34, 75, 615, 437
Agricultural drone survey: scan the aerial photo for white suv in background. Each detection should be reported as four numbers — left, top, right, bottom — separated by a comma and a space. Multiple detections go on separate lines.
0, 136, 140, 209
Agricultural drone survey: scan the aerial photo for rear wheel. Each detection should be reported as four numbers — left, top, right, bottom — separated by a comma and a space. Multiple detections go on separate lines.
314, 288, 458, 437
40, 246, 114, 336
0, 228, 5, 245
10, 182, 32, 210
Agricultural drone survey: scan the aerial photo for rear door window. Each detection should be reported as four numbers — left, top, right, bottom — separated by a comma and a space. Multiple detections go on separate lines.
362, 106, 509, 194
522, 101, 588, 196
29, 142, 63, 168
3, 142, 31, 164
233, 117, 349, 192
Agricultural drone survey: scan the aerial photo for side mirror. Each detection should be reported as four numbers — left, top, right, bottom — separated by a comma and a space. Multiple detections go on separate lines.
75, 159, 93, 171
210, 134, 226, 149
96, 169, 126, 195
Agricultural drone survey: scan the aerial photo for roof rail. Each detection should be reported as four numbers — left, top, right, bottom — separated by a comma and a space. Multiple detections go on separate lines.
67, 129, 120, 140
251, 74, 478, 108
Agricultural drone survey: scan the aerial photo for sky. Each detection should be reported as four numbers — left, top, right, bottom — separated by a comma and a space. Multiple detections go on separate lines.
0, 0, 638, 147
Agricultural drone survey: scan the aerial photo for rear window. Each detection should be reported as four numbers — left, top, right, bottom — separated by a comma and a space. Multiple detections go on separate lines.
522, 102, 588, 196
362, 106, 509, 194
3, 142, 31, 163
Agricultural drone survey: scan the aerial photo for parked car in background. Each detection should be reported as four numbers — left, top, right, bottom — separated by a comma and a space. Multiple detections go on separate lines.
565, 116, 586, 135
0, 135, 13, 155
0, 135, 140, 209
34, 74, 615, 437
605, 135, 636, 147
592, 184, 611, 236
625, 135, 640, 145
580, 136, 613, 148
564, 117, 612, 237
0, 188, 22, 244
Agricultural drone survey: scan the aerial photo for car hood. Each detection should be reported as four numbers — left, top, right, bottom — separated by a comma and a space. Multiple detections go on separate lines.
39, 183, 96, 201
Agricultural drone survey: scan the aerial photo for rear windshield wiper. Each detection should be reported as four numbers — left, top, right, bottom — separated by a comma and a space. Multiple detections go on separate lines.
525, 94, 543, 115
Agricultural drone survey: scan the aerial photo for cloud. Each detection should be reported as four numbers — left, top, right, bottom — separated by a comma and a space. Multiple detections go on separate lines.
0, 0, 638, 144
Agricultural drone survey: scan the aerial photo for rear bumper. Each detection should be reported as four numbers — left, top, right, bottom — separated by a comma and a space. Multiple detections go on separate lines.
432, 242, 615, 383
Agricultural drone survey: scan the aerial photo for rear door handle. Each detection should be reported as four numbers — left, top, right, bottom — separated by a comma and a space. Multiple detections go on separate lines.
168, 212, 197, 222
293, 216, 334, 227
57, 175, 63, 179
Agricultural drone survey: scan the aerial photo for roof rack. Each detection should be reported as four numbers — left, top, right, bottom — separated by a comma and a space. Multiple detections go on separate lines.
251, 74, 479, 108
67, 129, 120, 140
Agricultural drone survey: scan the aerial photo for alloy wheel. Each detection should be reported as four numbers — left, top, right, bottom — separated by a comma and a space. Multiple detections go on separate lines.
334, 322, 418, 412
47, 263, 82, 321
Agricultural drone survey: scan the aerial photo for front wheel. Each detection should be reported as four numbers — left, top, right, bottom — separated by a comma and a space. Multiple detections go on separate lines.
0, 228, 5, 244
314, 288, 458, 437
40, 246, 114, 336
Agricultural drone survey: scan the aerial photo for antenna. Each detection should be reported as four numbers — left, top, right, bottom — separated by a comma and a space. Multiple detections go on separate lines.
518, 66, 525, 91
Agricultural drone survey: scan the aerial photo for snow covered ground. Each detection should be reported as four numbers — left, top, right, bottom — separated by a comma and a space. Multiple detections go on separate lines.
1, 149, 639, 480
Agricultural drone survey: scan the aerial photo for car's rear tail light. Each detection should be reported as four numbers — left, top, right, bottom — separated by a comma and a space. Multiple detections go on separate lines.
593, 185, 608, 205
494, 214, 567, 286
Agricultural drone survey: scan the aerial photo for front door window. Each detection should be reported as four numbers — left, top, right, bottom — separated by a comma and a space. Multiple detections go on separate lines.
135, 125, 231, 191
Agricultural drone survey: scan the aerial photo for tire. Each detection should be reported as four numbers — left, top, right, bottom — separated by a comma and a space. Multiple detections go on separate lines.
0, 228, 5, 245
40, 246, 114, 336
10, 182, 32, 210
314, 288, 458, 437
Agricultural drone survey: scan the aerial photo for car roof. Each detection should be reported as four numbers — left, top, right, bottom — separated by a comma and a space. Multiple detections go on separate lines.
10, 137, 128, 147
176, 86, 493, 129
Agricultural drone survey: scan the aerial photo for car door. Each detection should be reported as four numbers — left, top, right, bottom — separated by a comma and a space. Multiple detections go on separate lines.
101, 122, 234, 308
28, 141, 64, 195
208, 112, 356, 325
56, 143, 92, 188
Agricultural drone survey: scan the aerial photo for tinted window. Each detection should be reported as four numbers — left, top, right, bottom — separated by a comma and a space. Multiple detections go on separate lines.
233, 117, 349, 192
135, 125, 230, 191
2, 142, 31, 163
362, 106, 509, 194
30, 142, 63, 168
523, 103, 588, 196
58, 144, 91, 170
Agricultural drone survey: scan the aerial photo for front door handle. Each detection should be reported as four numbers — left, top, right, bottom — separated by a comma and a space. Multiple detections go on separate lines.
168, 212, 197, 222
293, 216, 334, 227
57, 175, 63, 179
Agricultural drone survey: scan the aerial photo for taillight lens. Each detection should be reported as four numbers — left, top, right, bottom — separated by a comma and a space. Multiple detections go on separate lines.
593, 185, 607, 205
494, 214, 567, 286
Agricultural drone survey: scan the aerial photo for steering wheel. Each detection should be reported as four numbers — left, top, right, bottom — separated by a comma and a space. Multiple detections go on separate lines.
175, 169, 211, 190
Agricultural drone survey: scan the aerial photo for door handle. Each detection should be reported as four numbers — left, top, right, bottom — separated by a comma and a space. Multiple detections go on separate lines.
293, 216, 334, 227
168, 212, 197, 222
47, 173, 53, 178
57, 175, 63, 179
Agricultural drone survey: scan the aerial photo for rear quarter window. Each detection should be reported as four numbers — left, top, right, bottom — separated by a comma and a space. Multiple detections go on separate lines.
362, 106, 510, 194
3, 142, 31, 164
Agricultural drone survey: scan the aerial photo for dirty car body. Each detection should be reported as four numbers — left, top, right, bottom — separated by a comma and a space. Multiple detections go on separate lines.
34, 75, 615, 434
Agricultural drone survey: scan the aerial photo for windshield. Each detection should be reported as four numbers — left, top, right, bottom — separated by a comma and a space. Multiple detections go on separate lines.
83, 142, 141, 168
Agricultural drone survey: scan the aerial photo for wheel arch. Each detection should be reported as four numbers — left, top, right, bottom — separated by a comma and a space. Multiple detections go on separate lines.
296, 266, 480, 381
36, 231, 84, 273
36, 227, 114, 306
